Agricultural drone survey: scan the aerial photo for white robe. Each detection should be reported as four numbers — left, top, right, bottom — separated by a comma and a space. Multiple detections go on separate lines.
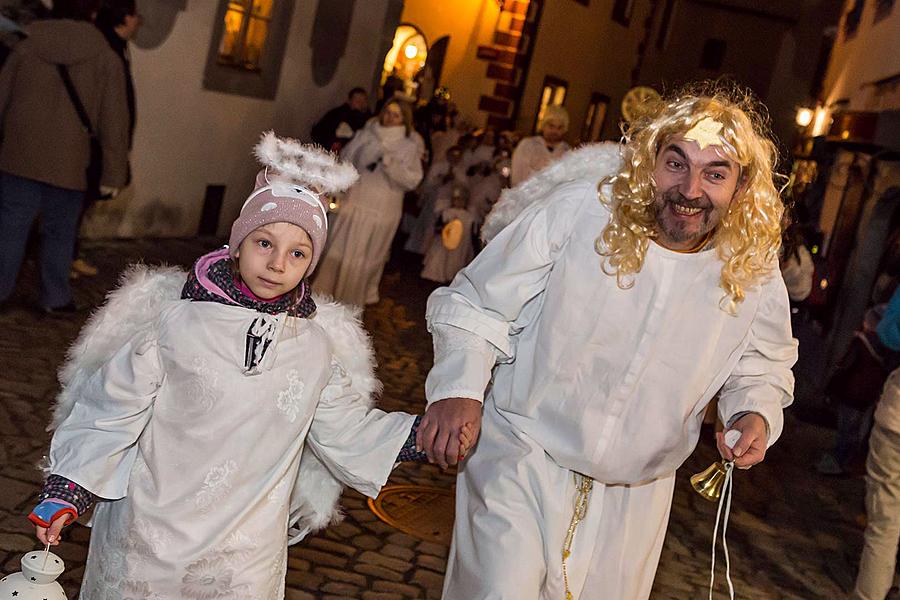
49, 274, 415, 599
421, 207, 476, 283
405, 160, 467, 255
510, 135, 570, 186
314, 119, 424, 306
425, 172, 797, 598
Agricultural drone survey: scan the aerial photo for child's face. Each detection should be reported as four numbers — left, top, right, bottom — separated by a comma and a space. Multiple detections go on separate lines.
235, 222, 313, 299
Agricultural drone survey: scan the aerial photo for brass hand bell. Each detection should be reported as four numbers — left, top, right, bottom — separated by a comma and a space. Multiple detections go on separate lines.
690, 461, 731, 502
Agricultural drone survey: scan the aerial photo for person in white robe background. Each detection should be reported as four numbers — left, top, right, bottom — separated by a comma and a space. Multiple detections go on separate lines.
415, 86, 798, 599
509, 103, 571, 186
28, 134, 470, 599
313, 99, 424, 306
405, 144, 466, 255
421, 184, 477, 284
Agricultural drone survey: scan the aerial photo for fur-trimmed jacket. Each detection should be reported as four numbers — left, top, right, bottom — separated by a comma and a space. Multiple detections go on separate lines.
48, 265, 414, 598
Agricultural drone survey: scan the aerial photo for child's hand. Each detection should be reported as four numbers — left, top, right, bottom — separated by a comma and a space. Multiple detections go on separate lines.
34, 514, 71, 546
458, 422, 476, 460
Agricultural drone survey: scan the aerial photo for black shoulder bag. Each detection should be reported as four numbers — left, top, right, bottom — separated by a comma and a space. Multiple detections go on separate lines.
57, 64, 103, 201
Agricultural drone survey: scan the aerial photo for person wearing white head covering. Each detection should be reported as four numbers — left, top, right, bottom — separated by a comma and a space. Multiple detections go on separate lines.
509, 104, 571, 186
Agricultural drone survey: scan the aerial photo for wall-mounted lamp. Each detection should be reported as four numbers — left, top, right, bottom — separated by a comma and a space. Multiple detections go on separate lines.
795, 107, 814, 128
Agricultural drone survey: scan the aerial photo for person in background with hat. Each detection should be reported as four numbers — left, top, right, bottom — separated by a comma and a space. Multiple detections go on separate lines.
509, 104, 571, 186
417, 85, 797, 599
27, 133, 472, 597
0, 0, 129, 313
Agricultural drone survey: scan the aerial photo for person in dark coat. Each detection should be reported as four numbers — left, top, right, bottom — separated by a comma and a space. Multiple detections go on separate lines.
310, 87, 371, 153
95, 0, 140, 146
0, 0, 129, 313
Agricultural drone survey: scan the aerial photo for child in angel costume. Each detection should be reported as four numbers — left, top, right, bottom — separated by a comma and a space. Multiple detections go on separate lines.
27, 133, 472, 599
421, 184, 477, 284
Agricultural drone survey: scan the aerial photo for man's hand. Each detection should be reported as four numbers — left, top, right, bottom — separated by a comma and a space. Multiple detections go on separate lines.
416, 398, 482, 469
716, 412, 768, 469
35, 514, 71, 546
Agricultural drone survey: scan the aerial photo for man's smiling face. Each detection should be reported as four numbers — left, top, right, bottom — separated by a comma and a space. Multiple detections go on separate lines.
650, 135, 742, 250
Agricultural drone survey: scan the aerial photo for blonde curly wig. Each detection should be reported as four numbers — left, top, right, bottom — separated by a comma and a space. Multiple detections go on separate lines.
597, 84, 785, 311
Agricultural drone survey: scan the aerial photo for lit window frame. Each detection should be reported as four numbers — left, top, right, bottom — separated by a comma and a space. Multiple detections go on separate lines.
581, 92, 610, 143
217, 0, 274, 72
532, 75, 568, 134
203, 0, 296, 100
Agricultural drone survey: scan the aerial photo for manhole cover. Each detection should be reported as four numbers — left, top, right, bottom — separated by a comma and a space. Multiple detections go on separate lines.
368, 485, 455, 545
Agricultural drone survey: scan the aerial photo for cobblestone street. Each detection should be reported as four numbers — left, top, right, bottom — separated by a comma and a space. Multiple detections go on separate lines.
0, 238, 881, 599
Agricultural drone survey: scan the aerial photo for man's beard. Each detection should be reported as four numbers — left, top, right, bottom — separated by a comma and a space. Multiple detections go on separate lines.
651, 188, 718, 245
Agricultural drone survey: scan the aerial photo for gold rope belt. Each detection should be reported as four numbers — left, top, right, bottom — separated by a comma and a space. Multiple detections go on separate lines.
562, 473, 594, 600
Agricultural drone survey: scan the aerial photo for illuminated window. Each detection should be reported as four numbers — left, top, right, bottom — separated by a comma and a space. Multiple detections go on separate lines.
533, 76, 567, 133
203, 0, 294, 99
581, 93, 610, 142
217, 0, 273, 71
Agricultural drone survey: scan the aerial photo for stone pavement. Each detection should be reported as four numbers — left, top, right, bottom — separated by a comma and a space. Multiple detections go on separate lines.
0, 238, 887, 599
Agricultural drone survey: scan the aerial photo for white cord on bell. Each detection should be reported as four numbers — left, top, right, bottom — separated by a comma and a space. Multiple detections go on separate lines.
709, 461, 735, 600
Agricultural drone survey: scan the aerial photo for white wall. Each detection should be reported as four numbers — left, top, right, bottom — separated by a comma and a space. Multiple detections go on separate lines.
91, 0, 391, 239
399, 0, 501, 127
519, 0, 651, 143
823, 1, 900, 111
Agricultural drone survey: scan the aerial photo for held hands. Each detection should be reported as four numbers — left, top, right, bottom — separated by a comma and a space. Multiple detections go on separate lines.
34, 514, 72, 546
416, 397, 483, 469
716, 412, 768, 469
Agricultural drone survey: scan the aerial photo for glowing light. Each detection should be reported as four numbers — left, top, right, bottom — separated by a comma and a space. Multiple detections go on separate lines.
404, 44, 418, 59
820, 278, 829, 290
841, 130, 850, 140
812, 107, 831, 137
811, 244, 819, 254
795, 108, 813, 127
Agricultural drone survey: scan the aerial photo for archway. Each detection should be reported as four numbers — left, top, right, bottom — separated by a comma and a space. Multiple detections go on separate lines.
381, 23, 428, 101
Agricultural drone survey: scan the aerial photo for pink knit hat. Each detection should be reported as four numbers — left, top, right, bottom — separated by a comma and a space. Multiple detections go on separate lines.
228, 132, 358, 275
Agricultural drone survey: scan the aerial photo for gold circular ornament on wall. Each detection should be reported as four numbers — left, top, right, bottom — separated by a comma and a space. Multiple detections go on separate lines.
621, 86, 661, 123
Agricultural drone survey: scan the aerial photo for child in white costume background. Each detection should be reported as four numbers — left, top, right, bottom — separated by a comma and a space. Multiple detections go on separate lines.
28, 133, 471, 599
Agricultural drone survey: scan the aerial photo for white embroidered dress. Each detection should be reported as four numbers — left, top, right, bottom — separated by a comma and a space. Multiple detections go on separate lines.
49, 297, 414, 599
425, 145, 798, 599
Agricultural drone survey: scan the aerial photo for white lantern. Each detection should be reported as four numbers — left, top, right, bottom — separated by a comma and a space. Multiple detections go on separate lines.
0, 550, 67, 599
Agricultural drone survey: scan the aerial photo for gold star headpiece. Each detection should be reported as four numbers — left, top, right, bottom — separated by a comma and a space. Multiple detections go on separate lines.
683, 117, 724, 150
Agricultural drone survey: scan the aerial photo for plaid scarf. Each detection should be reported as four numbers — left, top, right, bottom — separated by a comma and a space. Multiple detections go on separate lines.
181, 248, 317, 318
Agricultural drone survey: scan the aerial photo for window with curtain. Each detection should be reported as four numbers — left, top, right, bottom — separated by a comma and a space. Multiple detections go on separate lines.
217, 0, 274, 71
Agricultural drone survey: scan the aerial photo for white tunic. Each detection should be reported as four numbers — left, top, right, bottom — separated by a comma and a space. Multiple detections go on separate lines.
425, 180, 797, 598
510, 135, 570, 186
50, 301, 415, 599
421, 207, 476, 283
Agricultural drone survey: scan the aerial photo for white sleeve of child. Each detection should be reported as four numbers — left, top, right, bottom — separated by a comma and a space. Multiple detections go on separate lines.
48, 333, 163, 500
306, 359, 416, 498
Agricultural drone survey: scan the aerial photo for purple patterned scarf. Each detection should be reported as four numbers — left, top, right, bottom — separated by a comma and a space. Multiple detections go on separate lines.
181, 248, 316, 318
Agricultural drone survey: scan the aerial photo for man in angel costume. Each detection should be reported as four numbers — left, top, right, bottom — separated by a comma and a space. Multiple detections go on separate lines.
416, 88, 798, 599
